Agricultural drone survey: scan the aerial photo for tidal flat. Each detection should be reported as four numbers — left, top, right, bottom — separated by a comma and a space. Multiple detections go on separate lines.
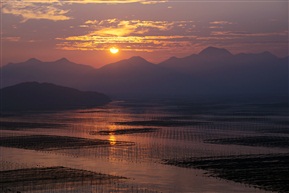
90, 128, 158, 135
1, 101, 288, 192
163, 153, 289, 192
0, 166, 125, 193
0, 135, 134, 150
0, 121, 67, 130
114, 120, 209, 127
205, 136, 289, 149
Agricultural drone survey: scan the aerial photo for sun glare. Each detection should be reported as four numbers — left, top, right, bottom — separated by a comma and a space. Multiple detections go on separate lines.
109, 47, 119, 54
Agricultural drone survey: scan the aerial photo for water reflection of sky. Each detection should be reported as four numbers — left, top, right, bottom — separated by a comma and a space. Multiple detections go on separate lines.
1, 101, 288, 192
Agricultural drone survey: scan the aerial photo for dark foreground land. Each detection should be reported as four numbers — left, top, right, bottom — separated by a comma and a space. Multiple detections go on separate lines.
0, 121, 67, 130
164, 131, 289, 192
205, 136, 289, 149
90, 128, 158, 135
164, 153, 289, 192
114, 120, 208, 127
0, 166, 124, 193
0, 135, 134, 150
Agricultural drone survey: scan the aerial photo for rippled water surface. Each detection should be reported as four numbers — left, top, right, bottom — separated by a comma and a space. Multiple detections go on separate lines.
1, 100, 288, 192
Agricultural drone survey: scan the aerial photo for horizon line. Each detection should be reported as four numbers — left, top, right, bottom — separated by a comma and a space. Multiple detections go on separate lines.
3, 46, 288, 68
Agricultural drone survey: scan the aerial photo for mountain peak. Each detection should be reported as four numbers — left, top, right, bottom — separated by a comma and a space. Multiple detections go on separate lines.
55, 57, 70, 63
99, 55, 155, 72
26, 58, 42, 63
261, 51, 276, 58
127, 56, 148, 63
169, 56, 178, 60
199, 47, 232, 57
166, 56, 181, 63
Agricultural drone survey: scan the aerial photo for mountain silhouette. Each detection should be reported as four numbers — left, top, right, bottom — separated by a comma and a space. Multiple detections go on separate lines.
90, 56, 192, 97
98, 56, 159, 73
158, 47, 235, 76
0, 82, 111, 111
1, 58, 95, 90
1, 47, 288, 100
159, 47, 284, 75
199, 46, 233, 58
158, 47, 288, 98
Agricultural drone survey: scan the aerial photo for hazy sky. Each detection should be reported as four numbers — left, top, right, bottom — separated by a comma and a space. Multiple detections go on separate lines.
1, 0, 288, 67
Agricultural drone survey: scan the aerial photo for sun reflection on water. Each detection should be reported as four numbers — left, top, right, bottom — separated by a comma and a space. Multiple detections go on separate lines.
108, 124, 117, 145
109, 134, 116, 146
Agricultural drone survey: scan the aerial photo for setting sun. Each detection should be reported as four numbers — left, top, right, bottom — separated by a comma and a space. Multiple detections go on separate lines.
109, 47, 119, 54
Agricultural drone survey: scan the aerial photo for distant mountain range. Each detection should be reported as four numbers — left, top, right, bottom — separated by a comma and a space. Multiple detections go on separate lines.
2, 58, 95, 89
1, 82, 111, 111
1, 47, 288, 100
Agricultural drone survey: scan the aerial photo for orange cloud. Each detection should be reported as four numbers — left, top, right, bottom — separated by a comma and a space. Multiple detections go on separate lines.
60, 0, 167, 4
209, 21, 234, 25
1, 37, 21, 42
8, 0, 166, 4
56, 19, 196, 51
84, 19, 173, 37
210, 30, 288, 37
1, 2, 71, 22
56, 35, 197, 52
0, 1, 166, 22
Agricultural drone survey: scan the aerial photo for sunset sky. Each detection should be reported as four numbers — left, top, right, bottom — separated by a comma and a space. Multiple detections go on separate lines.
1, 0, 288, 68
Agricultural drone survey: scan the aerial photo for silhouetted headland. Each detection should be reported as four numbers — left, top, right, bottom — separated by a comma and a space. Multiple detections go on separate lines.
0, 82, 111, 111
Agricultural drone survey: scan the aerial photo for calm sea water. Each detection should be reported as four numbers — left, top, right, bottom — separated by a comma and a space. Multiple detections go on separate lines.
1, 100, 288, 192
